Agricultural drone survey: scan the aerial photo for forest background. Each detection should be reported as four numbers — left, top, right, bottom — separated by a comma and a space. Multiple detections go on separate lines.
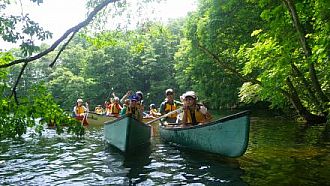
0, 0, 329, 138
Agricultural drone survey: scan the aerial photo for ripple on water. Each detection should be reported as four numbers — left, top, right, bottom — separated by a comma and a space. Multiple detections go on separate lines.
2, 118, 328, 185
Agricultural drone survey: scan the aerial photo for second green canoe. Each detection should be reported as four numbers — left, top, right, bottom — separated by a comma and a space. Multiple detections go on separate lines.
88, 112, 117, 125
159, 111, 250, 158
104, 116, 151, 152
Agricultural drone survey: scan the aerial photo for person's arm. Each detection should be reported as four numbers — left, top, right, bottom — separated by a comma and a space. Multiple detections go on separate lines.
200, 106, 212, 122
175, 100, 183, 106
82, 106, 88, 115
120, 90, 131, 104
159, 102, 166, 115
182, 106, 188, 125
73, 106, 78, 116
85, 103, 89, 112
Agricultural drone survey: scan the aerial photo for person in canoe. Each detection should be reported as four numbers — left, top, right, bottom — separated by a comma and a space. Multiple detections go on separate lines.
118, 90, 132, 104
181, 91, 212, 126
94, 105, 104, 115
146, 103, 161, 118
159, 88, 182, 123
120, 99, 130, 117
105, 97, 114, 116
73, 98, 88, 125
135, 90, 145, 114
109, 97, 122, 118
125, 95, 143, 121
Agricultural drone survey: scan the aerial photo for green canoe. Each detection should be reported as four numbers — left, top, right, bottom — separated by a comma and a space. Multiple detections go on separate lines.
159, 111, 250, 157
88, 112, 154, 126
88, 112, 117, 125
104, 116, 151, 152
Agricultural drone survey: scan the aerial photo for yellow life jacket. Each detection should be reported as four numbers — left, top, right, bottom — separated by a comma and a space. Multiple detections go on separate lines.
111, 103, 121, 114
76, 106, 85, 115
164, 102, 178, 118
185, 107, 206, 125
126, 107, 141, 121
150, 108, 159, 117
95, 107, 103, 114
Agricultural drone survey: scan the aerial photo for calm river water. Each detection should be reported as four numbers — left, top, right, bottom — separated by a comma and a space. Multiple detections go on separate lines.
0, 111, 329, 185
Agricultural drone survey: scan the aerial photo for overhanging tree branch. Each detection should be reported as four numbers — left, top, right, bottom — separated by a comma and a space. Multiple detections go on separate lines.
49, 31, 77, 68
197, 42, 261, 85
10, 61, 28, 104
0, 0, 119, 69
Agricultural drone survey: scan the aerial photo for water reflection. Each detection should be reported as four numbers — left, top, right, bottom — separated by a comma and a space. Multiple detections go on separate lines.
142, 140, 247, 185
104, 142, 152, 185
0, 115, 329, 185
241, 116, 330, 186
101, 136, 246, 185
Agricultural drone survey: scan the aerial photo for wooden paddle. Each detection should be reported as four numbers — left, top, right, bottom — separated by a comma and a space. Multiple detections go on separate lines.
145, 107, 183, 125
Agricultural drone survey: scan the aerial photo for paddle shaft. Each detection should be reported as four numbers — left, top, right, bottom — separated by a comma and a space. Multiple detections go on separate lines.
145, 107, 182, 124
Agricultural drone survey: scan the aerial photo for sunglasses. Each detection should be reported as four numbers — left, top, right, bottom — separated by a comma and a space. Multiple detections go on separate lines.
166, 92, 174, 96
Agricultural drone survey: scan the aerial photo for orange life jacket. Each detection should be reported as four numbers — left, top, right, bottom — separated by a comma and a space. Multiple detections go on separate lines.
76, 106, 85, 115
110, 103, 121, 114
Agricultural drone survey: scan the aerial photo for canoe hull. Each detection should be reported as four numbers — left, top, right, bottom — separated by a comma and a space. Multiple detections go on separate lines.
88, 112, 153, 126
104, 116, 151, 152
159, 111, 250, 157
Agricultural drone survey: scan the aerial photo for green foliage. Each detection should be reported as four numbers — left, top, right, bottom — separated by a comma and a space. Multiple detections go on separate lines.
0, 52, 13, 78
238, 0, 329, 116
238, 36, 290, 108
0, 83, 85, 140
0, 0, 52, 56
1, 0, 328, 141
74, 22, 183, 108
174, 0, 263, 109
239, 82, 262, 104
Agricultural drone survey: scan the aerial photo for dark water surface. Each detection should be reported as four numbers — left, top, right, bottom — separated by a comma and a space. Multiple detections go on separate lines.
0, 112, 329, 185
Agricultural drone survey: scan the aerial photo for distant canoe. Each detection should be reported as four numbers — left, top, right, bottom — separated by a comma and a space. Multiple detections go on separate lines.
159, 111, 250, 158
88, 112, 154, 125
88, 112, 117, 125
104, 116, 151, 152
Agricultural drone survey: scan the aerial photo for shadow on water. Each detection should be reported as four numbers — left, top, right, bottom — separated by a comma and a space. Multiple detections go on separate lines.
104, 143, 152, 185
103, 137, 247, 185
142, 137, 248, 185
175, 148, 247, 185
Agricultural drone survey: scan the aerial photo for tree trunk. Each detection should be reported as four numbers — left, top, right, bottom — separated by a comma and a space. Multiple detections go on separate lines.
283, 0, 329, 103
197, 41, 327, 124
290, 62, 322, 110
285, 77, 326, 124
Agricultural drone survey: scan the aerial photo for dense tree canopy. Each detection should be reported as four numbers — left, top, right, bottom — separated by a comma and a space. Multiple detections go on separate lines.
0, 0, 329, 139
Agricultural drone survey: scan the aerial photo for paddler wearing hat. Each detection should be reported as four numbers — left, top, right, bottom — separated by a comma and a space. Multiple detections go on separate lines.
181, 91, 212, 126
